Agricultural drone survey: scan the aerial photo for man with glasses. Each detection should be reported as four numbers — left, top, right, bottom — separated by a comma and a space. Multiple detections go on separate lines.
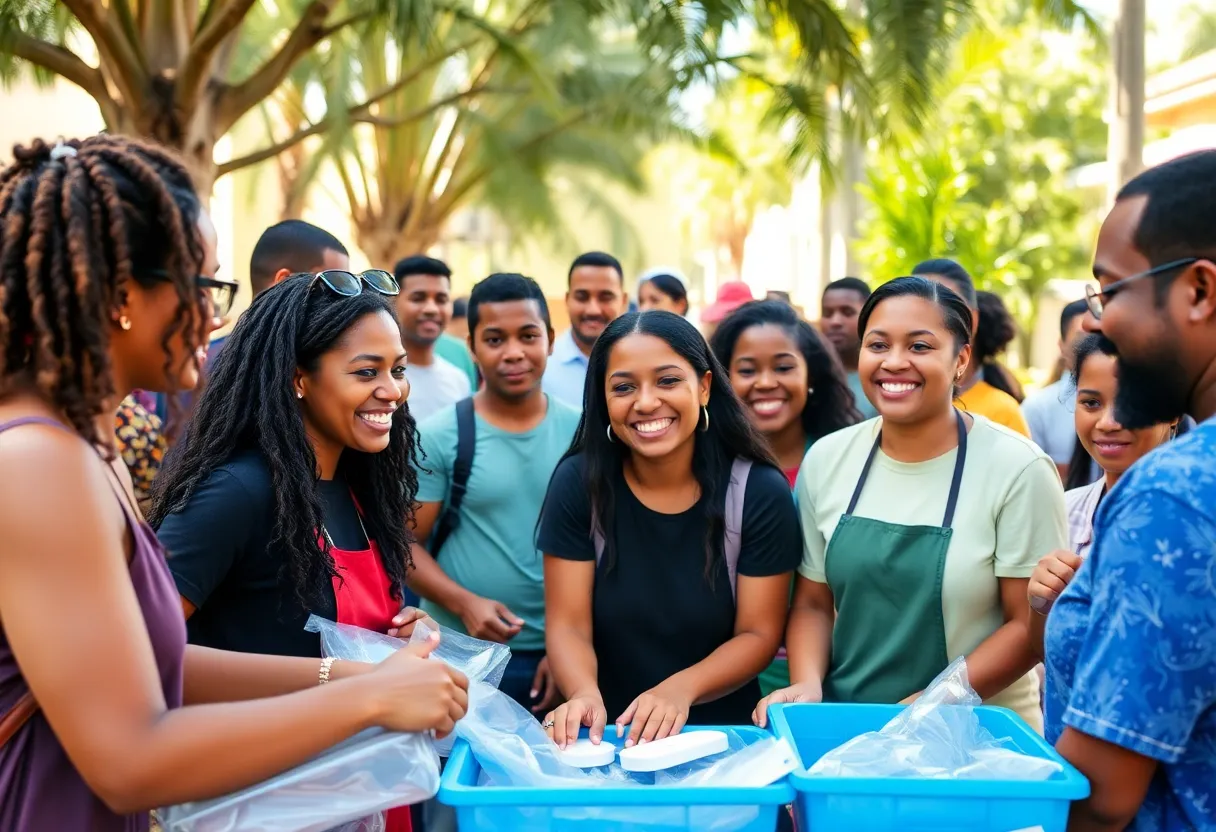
1043, 149, 1216, 832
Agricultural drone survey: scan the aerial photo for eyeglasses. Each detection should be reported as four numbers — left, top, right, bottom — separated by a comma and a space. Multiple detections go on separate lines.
1085, 258, 1198, 320
309, 269, 400, 297
141, 270, 240, 319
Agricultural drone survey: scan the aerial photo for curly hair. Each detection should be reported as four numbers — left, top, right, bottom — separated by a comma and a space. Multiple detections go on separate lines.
710, 300, 862, 440
0, 135, 205, 448
976, 290, 1024, 403
148, 276, 422, 608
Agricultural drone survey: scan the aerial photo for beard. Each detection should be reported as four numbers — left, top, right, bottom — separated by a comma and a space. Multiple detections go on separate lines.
1115, 346, 1191, 429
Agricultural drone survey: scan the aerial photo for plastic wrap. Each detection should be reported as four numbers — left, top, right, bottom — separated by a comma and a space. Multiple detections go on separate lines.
159, 728, 439, 832
808, 658, 1064, 780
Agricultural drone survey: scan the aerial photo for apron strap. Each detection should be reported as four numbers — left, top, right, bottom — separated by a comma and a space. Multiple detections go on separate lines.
845, 409, 969, 529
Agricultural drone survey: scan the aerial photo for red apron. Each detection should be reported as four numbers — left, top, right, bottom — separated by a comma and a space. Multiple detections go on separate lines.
325, 513, 412, 832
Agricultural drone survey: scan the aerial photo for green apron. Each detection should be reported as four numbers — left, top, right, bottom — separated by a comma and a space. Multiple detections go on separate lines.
822, 410, 967, 704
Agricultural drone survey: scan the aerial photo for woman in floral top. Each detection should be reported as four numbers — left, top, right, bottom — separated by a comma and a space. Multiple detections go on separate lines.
115, 393, 168, 510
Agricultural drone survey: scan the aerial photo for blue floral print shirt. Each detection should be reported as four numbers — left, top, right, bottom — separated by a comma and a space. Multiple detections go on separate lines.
1044, 415, 1216, 832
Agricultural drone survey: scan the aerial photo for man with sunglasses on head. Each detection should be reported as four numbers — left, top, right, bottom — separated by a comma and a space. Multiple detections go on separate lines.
1041, 149, 1216, 832
394, 256, 472, 423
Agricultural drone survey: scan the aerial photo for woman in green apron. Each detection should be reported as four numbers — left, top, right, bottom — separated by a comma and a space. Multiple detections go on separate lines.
709, 300, 862, 695
753, 277, 1067, 730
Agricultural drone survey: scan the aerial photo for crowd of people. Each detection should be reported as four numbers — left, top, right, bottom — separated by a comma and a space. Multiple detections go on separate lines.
0, 133, 1212, 832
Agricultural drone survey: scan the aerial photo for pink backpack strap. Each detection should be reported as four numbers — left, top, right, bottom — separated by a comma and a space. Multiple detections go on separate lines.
594, 458, 752, 602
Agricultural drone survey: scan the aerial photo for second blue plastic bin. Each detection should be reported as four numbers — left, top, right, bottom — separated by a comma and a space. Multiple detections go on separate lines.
768, 703, 1089, 832
438, 724, 794, 831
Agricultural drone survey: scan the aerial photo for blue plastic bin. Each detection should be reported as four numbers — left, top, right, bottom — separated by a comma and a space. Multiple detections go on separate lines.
438, 724, 795, 831
767, 703, 1089, 832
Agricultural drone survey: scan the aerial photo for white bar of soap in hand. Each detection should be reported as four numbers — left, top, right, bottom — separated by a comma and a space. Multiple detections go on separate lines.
557, 738, 617, 769
618, 730, 729, 772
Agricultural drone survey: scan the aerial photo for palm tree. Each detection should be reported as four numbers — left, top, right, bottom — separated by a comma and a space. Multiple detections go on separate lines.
272, 0, 720, 263
0, 0, 441, 195
0, 0, 1086, 198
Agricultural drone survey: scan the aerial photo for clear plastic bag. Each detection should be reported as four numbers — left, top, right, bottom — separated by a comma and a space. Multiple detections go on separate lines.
808, 658, 1064, 780
158, 728, 439, 832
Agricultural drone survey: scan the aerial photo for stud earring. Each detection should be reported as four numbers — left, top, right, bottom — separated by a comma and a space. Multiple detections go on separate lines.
118, 315, 132, 331
296, 391, 304, 400
808, 386, 815, 396
606, 424, 615, 443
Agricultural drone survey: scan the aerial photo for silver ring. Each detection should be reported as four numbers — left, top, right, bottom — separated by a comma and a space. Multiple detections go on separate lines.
541, 719, 555, 729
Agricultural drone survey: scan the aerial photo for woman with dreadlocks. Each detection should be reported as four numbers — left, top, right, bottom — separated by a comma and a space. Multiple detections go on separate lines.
0, 136, 467, 830
152, 271, 426, 659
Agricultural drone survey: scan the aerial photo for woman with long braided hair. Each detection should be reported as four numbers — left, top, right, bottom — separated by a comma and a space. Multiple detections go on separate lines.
150, 272, 424, 659
0, 136, 467, 830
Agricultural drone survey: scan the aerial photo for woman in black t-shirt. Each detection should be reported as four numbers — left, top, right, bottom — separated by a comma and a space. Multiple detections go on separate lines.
537, 310, 801, 750
151, 273, 426, 661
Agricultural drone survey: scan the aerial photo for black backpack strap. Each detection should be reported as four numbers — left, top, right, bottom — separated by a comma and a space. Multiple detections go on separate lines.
430, 397, 476, 557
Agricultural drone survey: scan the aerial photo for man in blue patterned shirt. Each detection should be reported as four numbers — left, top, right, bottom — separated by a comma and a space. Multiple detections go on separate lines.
1044, 150, 1216, 832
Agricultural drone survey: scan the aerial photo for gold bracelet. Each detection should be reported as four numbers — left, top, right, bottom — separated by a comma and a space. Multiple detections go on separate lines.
319, 657, 337, 685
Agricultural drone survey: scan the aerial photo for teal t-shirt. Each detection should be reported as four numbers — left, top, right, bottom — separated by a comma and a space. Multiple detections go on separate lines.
434, 332, 479, 390
415, 396, 581, 650
846, 371, 878, 419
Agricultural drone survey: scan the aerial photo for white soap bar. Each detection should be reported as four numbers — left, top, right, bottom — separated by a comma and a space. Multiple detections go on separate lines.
557, 738, 617, 768
618, 730, 729, 772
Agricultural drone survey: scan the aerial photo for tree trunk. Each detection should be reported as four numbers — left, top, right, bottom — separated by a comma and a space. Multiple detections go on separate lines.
355, 220, 444, 269
1107, 0, 1145, 204
107, 80, 222, 205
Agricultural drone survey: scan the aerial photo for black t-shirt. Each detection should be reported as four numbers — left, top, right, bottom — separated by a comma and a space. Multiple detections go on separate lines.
537, 454, 800, 725
157, 451, 370, 658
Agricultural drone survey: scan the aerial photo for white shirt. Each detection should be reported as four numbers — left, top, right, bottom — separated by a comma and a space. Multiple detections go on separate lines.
542, 329, 590, 410
405, 357, 472, 423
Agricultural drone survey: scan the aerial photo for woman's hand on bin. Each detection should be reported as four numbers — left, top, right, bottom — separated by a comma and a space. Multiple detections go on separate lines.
1028, 550, 1083, 614
544, 692, 607, 749
617, 679, 693, 748
368, 631, 469, 738
752, 681, 822, 728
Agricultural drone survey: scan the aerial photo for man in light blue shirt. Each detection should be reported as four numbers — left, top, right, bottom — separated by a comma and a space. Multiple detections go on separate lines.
407, 273, 580, 715
542, 251, 628, 409
1043, 149, 1216, 832
1021, 298, 1091, 480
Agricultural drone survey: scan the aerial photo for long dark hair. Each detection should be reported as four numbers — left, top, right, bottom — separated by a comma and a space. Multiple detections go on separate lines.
0, 135, 204, 449
709, 300, 862, 440
556, 310, 776, 581
149, 276, 421, 607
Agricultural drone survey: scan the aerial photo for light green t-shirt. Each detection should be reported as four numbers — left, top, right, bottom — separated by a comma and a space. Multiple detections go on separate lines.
415, 396, 580, 651
434, 332, 479, 390
796, 415, 1067, 728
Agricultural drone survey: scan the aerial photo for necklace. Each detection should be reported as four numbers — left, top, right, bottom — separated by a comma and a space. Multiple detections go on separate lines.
320, 510, 371, 549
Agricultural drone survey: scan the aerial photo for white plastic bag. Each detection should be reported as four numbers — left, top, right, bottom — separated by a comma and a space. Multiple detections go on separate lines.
808, 658, 1063, 780
158, 727, 439, 832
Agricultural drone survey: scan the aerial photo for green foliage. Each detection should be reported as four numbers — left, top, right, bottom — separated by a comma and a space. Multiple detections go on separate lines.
856, 14, 1107, 360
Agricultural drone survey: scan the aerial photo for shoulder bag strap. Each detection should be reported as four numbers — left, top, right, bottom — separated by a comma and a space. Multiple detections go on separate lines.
723, 458, 752, 603
430, 397, 476, 557
0, 692, 38, 748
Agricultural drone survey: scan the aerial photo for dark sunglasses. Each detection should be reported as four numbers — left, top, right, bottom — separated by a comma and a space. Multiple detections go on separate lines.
141, 270, 240, 319
309, 269, 400, 297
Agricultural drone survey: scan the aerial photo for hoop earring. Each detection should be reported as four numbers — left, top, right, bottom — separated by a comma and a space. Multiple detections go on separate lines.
700, 405, 710, 432
606, 424, 615, 443
118, 315, 132, 331
1169, 423, 1179, 440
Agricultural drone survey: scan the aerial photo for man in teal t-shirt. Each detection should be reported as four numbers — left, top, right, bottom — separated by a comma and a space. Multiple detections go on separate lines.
407, 272, 579, 714
435, 331, 479, 390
